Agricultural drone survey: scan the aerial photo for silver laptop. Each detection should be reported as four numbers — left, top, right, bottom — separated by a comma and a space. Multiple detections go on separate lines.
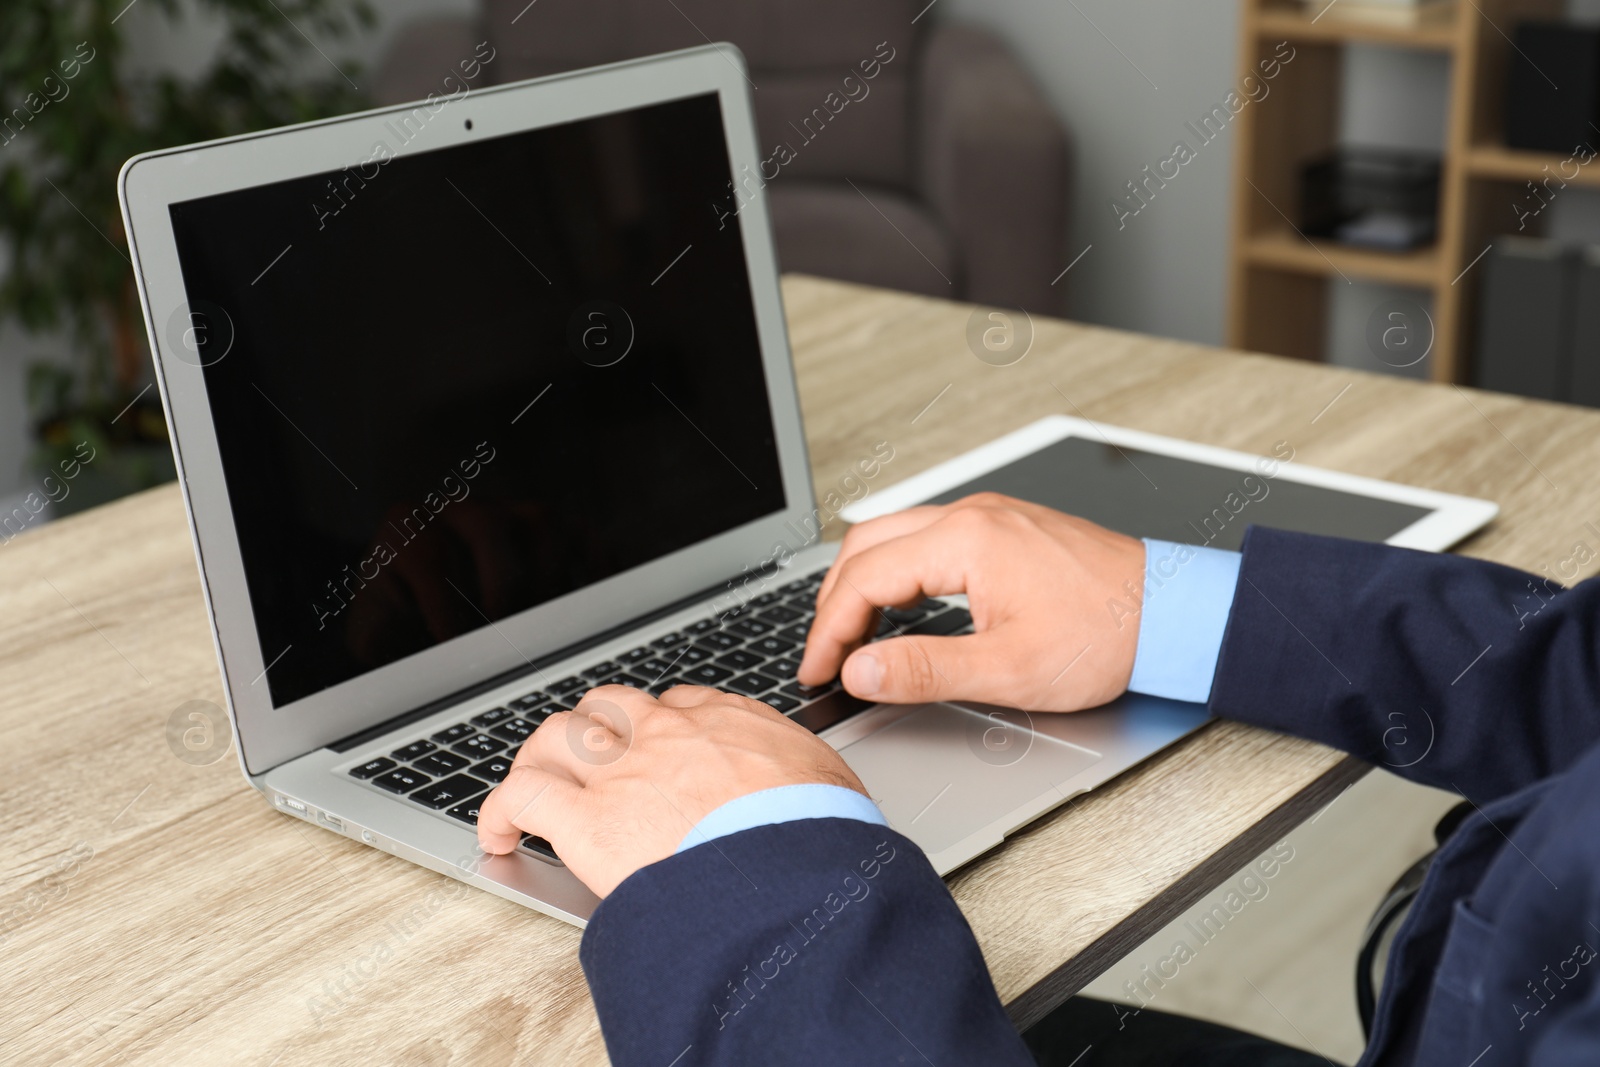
119, 45, 1278, 926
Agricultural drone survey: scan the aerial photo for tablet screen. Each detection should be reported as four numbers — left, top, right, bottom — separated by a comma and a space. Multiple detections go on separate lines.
925, 436, 1430, 550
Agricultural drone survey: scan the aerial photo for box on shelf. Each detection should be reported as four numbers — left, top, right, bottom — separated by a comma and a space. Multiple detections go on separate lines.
1505, 22, 1600, 154
1473, 237, 1600, 407
1300, 147, 1441, 251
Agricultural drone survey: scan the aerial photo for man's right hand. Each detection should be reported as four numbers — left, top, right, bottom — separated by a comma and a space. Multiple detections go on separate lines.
797, 493, 1147, 712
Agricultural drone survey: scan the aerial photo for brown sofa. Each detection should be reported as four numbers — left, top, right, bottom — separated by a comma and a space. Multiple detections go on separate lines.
373, 1, 1072, 313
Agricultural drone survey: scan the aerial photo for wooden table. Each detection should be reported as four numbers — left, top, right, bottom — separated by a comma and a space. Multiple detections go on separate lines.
6, 275, 1597, 1065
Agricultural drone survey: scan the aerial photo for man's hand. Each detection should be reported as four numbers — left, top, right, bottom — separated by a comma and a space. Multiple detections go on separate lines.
476, 684, 867, 897
798, 493, 1146, 711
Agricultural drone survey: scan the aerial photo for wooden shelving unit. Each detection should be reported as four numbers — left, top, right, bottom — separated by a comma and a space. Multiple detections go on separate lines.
1227, 0, 1567, 382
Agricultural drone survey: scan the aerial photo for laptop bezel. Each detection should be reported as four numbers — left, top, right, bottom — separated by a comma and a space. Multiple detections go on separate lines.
117, 44, 818, 776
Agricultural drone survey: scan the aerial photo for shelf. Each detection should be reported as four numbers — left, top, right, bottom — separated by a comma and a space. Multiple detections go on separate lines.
1256, 0, 1458, 51
1466, 143, 1600, 188
1243, 228, 1440, 287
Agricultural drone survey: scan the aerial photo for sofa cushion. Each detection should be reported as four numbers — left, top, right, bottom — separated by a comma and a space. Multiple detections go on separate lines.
482, 0, 913, 187
764, 182, 956, 299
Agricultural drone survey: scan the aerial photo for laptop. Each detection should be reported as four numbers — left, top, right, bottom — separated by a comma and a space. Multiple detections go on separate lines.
118, 44, 1496, 928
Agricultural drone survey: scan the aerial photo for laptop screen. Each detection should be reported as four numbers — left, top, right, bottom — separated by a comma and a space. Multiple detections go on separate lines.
167, 92, 788, 709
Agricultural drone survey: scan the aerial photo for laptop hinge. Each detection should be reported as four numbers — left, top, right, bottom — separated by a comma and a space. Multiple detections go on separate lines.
327, 559, 784, 753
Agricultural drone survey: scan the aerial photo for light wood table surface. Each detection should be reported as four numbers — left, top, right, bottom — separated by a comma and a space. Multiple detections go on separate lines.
5, 275, 1596, 1065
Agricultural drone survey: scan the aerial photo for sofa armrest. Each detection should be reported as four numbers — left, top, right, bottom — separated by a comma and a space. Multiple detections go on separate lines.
371, 15, 486, 108
917, 23, 1071, 313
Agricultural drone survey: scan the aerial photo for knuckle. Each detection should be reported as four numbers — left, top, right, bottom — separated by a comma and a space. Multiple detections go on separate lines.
897, 642, 942, 697
954, 491, 1011, 510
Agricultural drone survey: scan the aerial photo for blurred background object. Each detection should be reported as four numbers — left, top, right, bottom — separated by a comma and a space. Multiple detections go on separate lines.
0, 0, 372, 519
371, 0, 1072, 315
1504, 21, 1600, 152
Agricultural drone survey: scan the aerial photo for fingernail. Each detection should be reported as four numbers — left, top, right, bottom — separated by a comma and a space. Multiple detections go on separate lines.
846, 652, 882, 695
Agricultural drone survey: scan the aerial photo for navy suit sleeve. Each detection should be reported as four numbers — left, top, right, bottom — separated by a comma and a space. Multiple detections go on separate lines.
579, 818, 1034, 1067
1212, 527, 1600, 802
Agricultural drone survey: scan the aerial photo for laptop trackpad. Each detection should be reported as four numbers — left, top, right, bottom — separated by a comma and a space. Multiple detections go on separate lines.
839, 703, 1103, 856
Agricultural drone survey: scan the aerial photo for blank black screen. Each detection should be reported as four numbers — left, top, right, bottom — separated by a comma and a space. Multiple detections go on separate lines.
169, 93, 786, 707
928, 438, 1431, 549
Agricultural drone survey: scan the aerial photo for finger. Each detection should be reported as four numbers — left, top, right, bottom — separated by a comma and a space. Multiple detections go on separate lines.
653, 684, 722, 708
574, 685, 657, 743
840, 631, 1012, 704
512, 711, 599, 785
656, 685, 786, 725
477, 764, 584, 854
815, 505, 948, 607
800, 521, 972, 685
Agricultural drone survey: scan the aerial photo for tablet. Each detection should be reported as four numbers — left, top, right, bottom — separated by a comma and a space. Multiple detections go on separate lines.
839, 416, 1497, 552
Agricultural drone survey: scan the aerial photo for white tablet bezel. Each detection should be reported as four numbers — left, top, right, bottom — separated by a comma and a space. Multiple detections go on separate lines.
118, 45, 817, 775
840, 415, 1498, 552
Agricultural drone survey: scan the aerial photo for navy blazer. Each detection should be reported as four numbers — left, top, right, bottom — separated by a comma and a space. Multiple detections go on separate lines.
580, 528, 1600, 1066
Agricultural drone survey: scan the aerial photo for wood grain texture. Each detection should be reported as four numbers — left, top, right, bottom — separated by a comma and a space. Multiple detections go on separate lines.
6, 275, 1599, 1065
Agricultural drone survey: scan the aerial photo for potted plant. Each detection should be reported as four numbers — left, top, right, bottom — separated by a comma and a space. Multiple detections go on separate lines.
0, 0, 372, 515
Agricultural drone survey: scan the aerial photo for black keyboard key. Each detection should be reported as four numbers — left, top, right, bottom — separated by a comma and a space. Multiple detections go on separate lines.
766, 656, 802, 680
749, 636, 795, 657
470, 756, 514, 783
789, 689, 873, 734
764, 693, 800, 713
652, 630, 689, 649
509, 693, 546, 710
529, 703, 566, 720
372, 767, 432, 794
446, 793, 491, 826
780, 572, 824, 593
758, 605, 803, 624
620, 646, 653, 665
549, 676, 588, 695
717, 649, 766, 671
431, 722, 476, 745
674, 644, 715, 665
488, 718, 538, 744
392, 740, 436, 762
751, 591, 784, 607
648, 676, 685, 697
884, 600, 940, 625
520, 834, 559, 860
348, 756, 396, 780
414, 751, 471, 777
782, 680, 839, 700
687, 618, 720, 634
696, 631, 742, 651
590, 672, 649, 689
584, 660, 620, 677
681, 663, 734, 686
472, 706, 515, 727
777, 623, 811, 644
728, 618, 774, 639
726, 672, 781, 697
411, 774, 486, 810
454, 733, 508, 757
636, 657, 680, 679
905, 607, 973, 637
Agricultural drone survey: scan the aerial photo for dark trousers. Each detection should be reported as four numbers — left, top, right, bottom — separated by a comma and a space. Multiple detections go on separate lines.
1023, 997, 1344, 1067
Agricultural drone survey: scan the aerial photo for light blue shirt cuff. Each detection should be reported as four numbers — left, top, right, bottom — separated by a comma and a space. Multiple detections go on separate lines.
1127, 538, 1242, 704
674, 783, 887, 854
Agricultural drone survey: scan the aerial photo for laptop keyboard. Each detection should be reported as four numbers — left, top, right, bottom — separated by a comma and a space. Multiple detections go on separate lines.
345, 568, 973, 858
